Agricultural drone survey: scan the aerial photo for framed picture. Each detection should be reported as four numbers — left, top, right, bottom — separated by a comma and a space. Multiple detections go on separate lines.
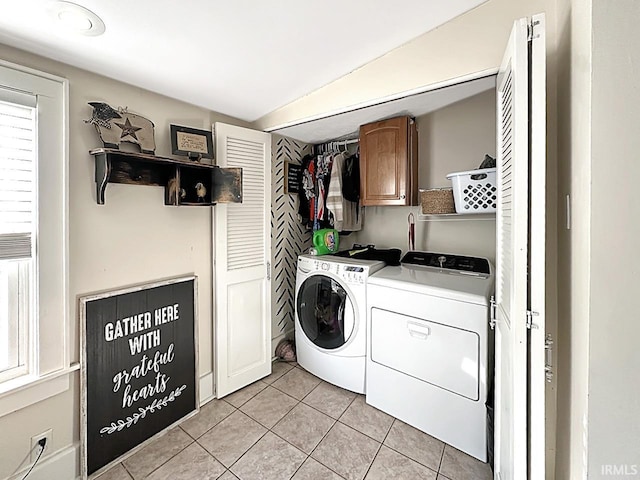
170, 124, 214, 161
80, 276, 199, 479
284, 161, 301, 194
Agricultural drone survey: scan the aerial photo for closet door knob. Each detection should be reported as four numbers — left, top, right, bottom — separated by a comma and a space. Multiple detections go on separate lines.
400, 194, 406, 200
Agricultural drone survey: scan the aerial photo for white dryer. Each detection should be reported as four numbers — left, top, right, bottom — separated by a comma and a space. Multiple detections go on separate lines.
366, 251, 494, 462
295, 254, 384, 394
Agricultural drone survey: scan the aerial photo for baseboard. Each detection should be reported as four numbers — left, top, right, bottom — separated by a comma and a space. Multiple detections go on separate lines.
199, 371, 214, 405
3, 373, 214, 480
6, 443, 79, 480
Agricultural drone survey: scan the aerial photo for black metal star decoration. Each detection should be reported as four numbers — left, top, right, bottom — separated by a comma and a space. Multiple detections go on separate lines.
115, 117, 142, 140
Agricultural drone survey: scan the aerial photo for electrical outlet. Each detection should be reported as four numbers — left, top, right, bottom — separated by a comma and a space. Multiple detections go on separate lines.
30, 429, 52, 463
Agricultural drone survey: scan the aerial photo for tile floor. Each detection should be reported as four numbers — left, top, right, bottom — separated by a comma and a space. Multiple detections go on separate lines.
97, 362, 493, 480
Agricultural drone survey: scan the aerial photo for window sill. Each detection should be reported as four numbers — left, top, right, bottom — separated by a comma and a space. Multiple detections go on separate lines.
0, 363, 79, 418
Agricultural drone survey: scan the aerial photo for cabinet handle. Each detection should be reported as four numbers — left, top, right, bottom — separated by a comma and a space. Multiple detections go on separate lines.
400, 194, 406, 200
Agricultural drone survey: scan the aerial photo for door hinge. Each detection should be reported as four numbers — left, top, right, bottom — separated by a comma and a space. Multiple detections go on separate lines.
545, 333, 554, 382
266, 261, 271, 281
528, 19, 541, 41
489, 295, 497, 330
526, 310, 539, 329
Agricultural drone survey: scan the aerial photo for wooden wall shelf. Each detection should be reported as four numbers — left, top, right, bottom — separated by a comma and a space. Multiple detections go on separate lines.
417, 212, 496, 221
90, 148, 242, 206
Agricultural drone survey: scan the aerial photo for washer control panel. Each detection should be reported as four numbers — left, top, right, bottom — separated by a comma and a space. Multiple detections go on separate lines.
342, 265, 366, 284
298, 256, 368, 284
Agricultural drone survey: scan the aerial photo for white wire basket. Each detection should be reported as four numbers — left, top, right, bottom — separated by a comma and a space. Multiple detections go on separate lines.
446, 168, 497, 214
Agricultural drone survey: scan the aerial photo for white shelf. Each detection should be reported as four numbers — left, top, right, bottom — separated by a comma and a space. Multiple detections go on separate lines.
417, 212, 496, 222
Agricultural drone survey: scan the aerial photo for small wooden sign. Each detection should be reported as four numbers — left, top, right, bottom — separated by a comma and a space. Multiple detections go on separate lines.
285, 161, 301, 194
170, 124, 214, 160
80, 276, 198, 479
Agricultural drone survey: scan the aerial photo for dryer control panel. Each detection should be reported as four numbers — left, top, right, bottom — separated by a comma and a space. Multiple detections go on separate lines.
401, 251, 491, 276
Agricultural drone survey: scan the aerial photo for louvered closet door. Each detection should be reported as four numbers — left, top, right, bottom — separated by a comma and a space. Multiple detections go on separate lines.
494, 17, 529, 480
214, 123, 272, 398
527, 14, 548, 479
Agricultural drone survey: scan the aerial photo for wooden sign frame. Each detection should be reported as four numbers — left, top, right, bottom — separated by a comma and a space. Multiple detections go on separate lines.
80, 276, 199, 479
170, 124, 214, 160
284, 160, 301, 194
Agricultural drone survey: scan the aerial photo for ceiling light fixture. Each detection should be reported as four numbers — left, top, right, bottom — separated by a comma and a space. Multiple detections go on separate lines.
47, 1, 105, 36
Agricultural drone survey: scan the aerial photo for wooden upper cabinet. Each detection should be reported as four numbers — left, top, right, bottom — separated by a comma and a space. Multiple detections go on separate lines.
359, 116, 418, 206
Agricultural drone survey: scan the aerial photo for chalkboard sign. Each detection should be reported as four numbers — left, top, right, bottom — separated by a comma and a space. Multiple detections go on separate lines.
80, 276, 198, 479
285, 161, 301, 194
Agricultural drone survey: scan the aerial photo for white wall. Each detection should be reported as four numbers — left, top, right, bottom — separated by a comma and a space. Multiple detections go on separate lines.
555, 0, 592, 477
351, 90, 497, 263
555, 1, 640, 477
588, 1, 640, 475
0, 43, 248, 480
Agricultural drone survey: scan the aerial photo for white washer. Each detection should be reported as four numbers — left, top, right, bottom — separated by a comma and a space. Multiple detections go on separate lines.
295, 254, 384, 394
366, 251, 494, 462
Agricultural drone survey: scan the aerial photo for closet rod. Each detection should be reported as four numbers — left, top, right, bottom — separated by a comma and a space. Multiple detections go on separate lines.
314, 137, 359, 150
314, 137, 359, 155
316, 138, 359, 146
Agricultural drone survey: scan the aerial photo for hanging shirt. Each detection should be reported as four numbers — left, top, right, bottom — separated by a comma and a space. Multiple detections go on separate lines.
326, 153, 345, 230
326, 153, 361, 232
315, 153, 334, 230
298, 154, 315, 229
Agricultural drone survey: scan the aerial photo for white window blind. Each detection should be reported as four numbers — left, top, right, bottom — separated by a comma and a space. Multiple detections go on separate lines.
0, 62, 67, 410
0, 88, 35, 381
0, 92, 36, 261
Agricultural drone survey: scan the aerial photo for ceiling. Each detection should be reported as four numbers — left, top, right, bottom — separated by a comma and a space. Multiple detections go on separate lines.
0, 0, 486, 122
271, 74, 496, 143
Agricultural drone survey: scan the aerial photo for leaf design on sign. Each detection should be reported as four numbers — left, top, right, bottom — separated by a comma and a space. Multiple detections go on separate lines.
99, 385, 187, 435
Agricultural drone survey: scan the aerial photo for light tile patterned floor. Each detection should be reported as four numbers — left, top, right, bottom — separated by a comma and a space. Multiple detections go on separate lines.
97, 362, 492, 480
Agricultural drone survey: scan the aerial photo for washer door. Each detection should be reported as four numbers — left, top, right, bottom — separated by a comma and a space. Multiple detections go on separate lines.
297, 274, 355, 350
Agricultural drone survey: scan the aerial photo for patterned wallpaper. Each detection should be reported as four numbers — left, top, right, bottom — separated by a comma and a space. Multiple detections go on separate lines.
270, 135, 312, 350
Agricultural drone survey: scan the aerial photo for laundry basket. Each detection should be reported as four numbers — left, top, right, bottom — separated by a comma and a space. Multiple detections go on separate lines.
446, 168, 497, 214
420, 188, 456, 214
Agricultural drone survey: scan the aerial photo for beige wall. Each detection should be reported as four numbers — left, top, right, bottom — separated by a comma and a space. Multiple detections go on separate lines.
350, 90, 497, 263
588, 0, 640, 475
0, 43, 248, 480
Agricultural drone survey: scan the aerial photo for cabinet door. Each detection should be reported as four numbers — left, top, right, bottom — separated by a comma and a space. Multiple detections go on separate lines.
359, 116, 417, 206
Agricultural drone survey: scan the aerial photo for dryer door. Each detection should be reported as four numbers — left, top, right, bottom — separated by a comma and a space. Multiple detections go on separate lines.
296, 274, 355, 350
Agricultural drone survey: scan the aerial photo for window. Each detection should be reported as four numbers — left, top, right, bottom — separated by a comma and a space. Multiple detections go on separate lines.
0, 95, 35, 383
0, 61, 68, 403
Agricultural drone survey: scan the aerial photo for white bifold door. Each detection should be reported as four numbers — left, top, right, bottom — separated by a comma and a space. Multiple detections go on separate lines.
214, 123, 272, 398
494, 14, 547, 480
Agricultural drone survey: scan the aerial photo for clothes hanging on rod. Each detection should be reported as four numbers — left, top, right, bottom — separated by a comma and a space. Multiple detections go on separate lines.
314, 153, 332, 231
298, 138, 361, 232
314, 138, 359, 156
298, 154, 316, 229
326, 152, 361, 232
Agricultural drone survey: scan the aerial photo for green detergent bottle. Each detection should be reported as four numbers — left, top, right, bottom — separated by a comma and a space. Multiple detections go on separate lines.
312, 228, 339, 255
